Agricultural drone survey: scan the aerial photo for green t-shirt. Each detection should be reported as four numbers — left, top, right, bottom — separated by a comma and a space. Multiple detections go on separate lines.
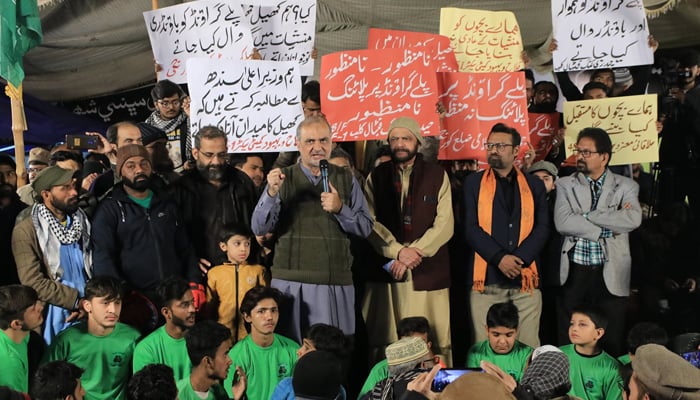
0, 331, 29, 393
133, 325, 191, 381
617, 353, 631, 365
128, 190, 153, 209
45, 322, 141, 400
560, 344, 624, 400
359, 359, 389, 398
176, 377, 229, 400
223, 334, 298, 400
466, 340, 532, 382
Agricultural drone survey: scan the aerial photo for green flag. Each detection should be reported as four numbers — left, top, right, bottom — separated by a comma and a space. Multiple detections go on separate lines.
0, 0, 42, 87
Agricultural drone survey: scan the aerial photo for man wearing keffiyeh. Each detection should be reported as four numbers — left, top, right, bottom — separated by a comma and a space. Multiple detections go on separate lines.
12, 166, 92, 344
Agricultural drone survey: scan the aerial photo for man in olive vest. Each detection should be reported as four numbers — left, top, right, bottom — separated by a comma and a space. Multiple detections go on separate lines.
364, 117, 454, 366
251, 116, 372, 342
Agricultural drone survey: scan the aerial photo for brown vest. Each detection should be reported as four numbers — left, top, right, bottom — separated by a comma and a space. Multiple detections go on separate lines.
370, 156, 450, 290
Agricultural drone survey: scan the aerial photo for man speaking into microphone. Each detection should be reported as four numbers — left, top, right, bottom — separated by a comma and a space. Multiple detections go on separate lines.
252, 115, 372, 342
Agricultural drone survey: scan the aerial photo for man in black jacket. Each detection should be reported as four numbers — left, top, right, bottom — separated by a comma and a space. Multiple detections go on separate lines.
173, 126, 258, 272
92, 145, 200, 329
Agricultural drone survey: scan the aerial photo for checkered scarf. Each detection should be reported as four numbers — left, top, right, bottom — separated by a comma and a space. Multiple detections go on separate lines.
520, 351, 571, 398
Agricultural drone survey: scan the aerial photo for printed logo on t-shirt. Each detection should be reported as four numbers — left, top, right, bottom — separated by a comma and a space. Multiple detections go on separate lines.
110, 352, 125, 367
277, 364, 288, 378
584, 377, 599, 393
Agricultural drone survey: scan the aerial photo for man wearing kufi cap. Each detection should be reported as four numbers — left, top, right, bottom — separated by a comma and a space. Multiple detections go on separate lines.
91, 145, 200, 332
11, 166, 92, 343
364, 116, 454, 365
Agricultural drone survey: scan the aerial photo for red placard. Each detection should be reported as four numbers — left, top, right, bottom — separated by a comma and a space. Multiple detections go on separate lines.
528, 113, 560, 162
438, 71, 529, 161
321, 49, 441, 142
368, 28, 459, 73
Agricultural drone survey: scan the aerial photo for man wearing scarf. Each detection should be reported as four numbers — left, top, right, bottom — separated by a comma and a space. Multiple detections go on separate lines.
464, 123, 549, 349
365, 117, 454, 366
12, 167, 92, 344
144, 79, 190, 172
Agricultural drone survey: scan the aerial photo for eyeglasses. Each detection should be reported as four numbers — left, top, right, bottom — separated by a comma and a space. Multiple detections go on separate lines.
157, 99, 181, 108
484, 143, 515, 152
573, 148, 601, 158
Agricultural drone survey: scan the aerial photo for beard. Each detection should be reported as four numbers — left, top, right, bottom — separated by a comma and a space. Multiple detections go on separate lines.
529, 102, 557, 113
576, 160, 590, 174
123, 174, 151, 192
487, 154, 507, 169
51, 196, 79, 215
197, 162, 225, 181
391, 147, 417, 163
170, 312, 195, 331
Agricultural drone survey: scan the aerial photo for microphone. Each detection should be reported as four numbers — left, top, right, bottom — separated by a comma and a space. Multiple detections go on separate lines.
320, 159, 330, 192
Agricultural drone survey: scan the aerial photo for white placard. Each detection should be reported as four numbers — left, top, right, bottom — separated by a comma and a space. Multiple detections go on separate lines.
241, 0, 317, 76
552, 0, 653, 72
144, 0, 255, 83
187, 58, 303, 153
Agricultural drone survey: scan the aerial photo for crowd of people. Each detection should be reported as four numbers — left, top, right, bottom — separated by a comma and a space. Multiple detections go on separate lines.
1, 33, 700, 400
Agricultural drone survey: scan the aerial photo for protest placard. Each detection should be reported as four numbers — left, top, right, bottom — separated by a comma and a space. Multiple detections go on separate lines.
144, 0, 255, 84
563, 94, 658, 165
241, 0, 316, 76
528, 113, 560, 162
320, 48, 441, 142
368, 28, 458, 72
551, 0, 653, 72
439, 8, 524, 73
438, 71, 529, 161
187, 58, 303, 152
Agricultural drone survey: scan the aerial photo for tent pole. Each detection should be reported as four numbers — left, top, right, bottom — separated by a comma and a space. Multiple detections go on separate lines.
6, 83, 27, 187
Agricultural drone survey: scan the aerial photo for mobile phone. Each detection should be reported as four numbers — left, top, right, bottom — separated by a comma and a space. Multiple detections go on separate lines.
66, 134, 99, 150
431, 368, 481, 392
681, 350, 700, 368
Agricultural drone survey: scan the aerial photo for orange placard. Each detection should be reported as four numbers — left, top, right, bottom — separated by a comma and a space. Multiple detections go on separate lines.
528, 113, 560, 162
321, 48, 441, 142
368, 28, 459, 73
438, 71, 528, 161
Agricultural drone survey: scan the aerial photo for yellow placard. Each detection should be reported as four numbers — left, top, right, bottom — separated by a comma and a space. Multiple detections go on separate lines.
563, 94, 658, 165
439, 8, 524, 72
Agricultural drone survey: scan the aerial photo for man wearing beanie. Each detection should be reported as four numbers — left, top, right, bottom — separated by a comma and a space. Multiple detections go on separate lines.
92, 144, 200, 333
292, 351, 344, 400
12, 166, 92, 344
364, 116, 454, 365
90, 121, 143, 199
631, 344, 700, 400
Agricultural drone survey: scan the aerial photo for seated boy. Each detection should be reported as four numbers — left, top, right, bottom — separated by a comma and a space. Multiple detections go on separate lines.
359, 316, 439, 398
617, 321, 667, 365
44, 276, 141, 400
466, 302, 532, 382
560, 305, 624, 399
177, 320, 246, 400
223, 286, 298, 400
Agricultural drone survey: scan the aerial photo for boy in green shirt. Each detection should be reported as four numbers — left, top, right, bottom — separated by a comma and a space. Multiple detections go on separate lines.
31, 361, 86, 400
560, 305, 624, 400
223, 286, 298, 400
0, 285, 44, 393
45, 276, 141, 400
177, 320, 246, 400
127, 364, 178, 400
133, 276, 196, 380
466, 302, 532, 382
617, 322, 667, 366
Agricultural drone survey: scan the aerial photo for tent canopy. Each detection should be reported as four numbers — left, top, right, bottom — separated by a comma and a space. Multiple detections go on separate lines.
18, 0, 700, 102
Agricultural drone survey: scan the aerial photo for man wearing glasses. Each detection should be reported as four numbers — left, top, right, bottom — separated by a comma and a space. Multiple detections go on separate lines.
554, 127, 641, 355
464, 123, 549, 349
145, 79, 191, 172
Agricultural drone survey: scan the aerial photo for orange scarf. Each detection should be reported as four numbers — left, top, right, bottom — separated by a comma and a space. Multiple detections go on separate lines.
473, 168, 539, 293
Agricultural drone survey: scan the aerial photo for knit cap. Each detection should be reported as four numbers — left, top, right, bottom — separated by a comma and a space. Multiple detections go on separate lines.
387, 117, 425, 145
116, 144, 151, 177
632, 344, 700, 400
292, 351, 343, 400
385, 337, 428, 366
137, 122, 167, 146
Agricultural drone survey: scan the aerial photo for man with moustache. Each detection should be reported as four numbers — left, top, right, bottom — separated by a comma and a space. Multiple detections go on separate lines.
252, 116, 372, 342
464, 123, 549, 348
92, 145, 199, 327
12, 166, 92, 344
554, 127, 641, 355
364, 117, 454, 365
174, 126, 258, 278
